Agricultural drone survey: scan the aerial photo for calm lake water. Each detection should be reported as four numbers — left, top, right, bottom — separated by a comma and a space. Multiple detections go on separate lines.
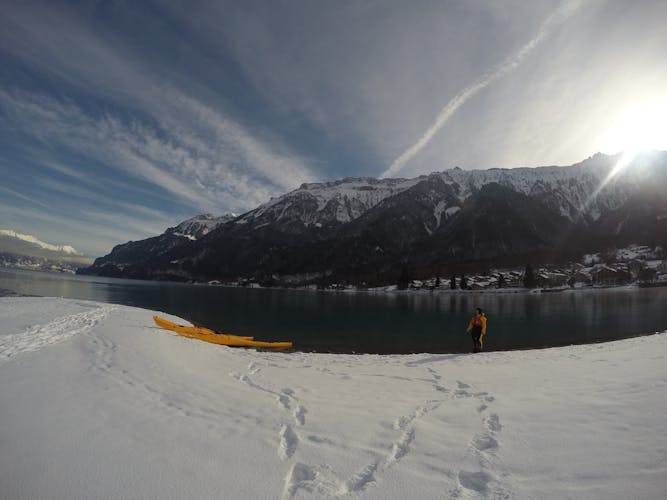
1, 267, 665, 353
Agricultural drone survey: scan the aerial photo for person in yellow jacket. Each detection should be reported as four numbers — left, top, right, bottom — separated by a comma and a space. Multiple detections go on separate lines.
466, 307, 487, 353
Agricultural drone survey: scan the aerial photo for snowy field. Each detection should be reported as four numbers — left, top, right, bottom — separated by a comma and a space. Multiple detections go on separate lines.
1, 297, 666, 500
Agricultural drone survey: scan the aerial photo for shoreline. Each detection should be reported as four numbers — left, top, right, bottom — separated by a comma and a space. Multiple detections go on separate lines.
1, 295, 665, 357
5, 265, 667, 295
4, 262, 667, 292
2, 267, 666, 356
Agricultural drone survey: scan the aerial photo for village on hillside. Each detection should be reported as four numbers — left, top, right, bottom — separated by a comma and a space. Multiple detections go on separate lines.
402, 245, 667, 292
216, 244, 667, 292
0, 254, 81, 274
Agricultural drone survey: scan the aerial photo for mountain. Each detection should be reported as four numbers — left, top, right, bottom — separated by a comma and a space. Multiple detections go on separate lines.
0, 229, 82, 256
79, 151, 667, 285
81, 214, 236, 279
0, 230, 93, 273
166, 214, 237, 240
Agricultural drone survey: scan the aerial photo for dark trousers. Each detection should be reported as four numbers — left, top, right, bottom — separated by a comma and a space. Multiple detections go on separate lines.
471, 326, 483, 353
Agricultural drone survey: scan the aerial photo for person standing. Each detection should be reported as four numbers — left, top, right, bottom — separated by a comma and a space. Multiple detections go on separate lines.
466, 307, 487, 353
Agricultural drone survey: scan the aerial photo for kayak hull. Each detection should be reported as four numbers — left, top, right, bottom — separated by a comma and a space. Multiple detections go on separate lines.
153, 315, 253, 338
153, 316, 292, 350
175, 330, 292, 350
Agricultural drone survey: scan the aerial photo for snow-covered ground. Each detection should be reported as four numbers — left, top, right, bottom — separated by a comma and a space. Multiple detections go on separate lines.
1, 297, 665, 500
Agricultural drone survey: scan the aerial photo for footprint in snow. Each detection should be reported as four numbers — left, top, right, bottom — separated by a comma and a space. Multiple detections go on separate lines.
293, 405, 307, 426
283, 462, 317, 498
454, 381, 473, 398
458, 470, 493, 493
0, 306, 112, 365
485, 413, 502, 432
278, 424, 299, 461
339, 462, 379, 495
427, 367, 442, 380
277, 393, 291, 411
276, 388, 296, 411
388, 428, 415, 463
472, 433, 499, 452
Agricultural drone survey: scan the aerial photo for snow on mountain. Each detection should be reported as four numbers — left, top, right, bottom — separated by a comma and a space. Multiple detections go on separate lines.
433, 200, 448, 229
0, 229, 81, 255
235, 152, 665, 230
437, 152, 654, 221
79, 214, 237, 278
166, 214, 236, 240
79, 151, 667, 285
237, 177, 421, 227
0, 229, 91, 273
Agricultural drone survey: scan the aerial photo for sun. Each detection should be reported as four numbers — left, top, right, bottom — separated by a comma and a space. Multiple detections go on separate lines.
598, 98, 667, 156
585, 97, 667, 207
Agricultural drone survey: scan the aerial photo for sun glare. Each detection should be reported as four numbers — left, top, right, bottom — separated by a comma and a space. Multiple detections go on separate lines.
586, 98, 667, 210
598, 98, 667, 156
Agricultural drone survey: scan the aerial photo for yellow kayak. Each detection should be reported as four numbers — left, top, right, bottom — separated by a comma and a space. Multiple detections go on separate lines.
153, 315, 253, 338
153, 316, 292, 350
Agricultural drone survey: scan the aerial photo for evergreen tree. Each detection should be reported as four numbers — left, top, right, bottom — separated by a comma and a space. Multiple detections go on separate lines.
460, 274, 468, 290
523, 264, 537, 288
450, 274, 457, 290
435, 276, 441, 288
497, 273, 506, 289
397, 264, 410, 290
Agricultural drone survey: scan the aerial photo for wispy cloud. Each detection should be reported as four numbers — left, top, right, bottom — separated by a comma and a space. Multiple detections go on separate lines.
0, 89, 206, 205
38, 160, 94, 183
36, 157, 188, 207
0, 197, 173, 257
82, 209, 174, 240
0, 185, 51, 209
0, 2, 316, 212
0, 87, 309, 215
33, 175, 104, 203
382, 0, 582, 178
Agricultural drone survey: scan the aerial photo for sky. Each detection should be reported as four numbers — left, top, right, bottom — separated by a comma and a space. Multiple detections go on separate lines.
1, 0, 666, 256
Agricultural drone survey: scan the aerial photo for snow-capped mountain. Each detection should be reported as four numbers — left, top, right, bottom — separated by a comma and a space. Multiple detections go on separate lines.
0, 229, 92, 273
79, 151, 667, 285
236, 152, 655, 231
0, 229, 82, 255
235, 177, 420, 230
166, 214, 236, 240
79, 213, 236, 279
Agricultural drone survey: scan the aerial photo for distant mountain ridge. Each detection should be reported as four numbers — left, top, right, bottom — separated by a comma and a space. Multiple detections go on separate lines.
0, 229, 92, 273
0, 229, 82, 255
166, 214, 237, 240
79, 151, 667, 285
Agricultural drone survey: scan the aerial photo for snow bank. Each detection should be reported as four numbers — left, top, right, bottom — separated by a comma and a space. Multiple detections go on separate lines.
1, 297, 665, 499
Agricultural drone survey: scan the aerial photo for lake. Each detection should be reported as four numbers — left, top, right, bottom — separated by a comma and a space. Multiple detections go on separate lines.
1, 267, 665, 353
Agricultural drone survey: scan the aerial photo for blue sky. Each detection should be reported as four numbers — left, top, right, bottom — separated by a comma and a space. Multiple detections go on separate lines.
1, 0, 666, 256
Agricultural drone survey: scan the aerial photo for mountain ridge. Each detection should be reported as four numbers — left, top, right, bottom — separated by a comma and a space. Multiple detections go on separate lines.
79, 151, 667, 285
0, 229, 93, 273
0, 229, 83, 256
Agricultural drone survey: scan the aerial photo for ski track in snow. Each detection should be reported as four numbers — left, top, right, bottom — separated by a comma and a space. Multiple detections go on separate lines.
0, 304, 113, 365
228, 356, 509, 499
